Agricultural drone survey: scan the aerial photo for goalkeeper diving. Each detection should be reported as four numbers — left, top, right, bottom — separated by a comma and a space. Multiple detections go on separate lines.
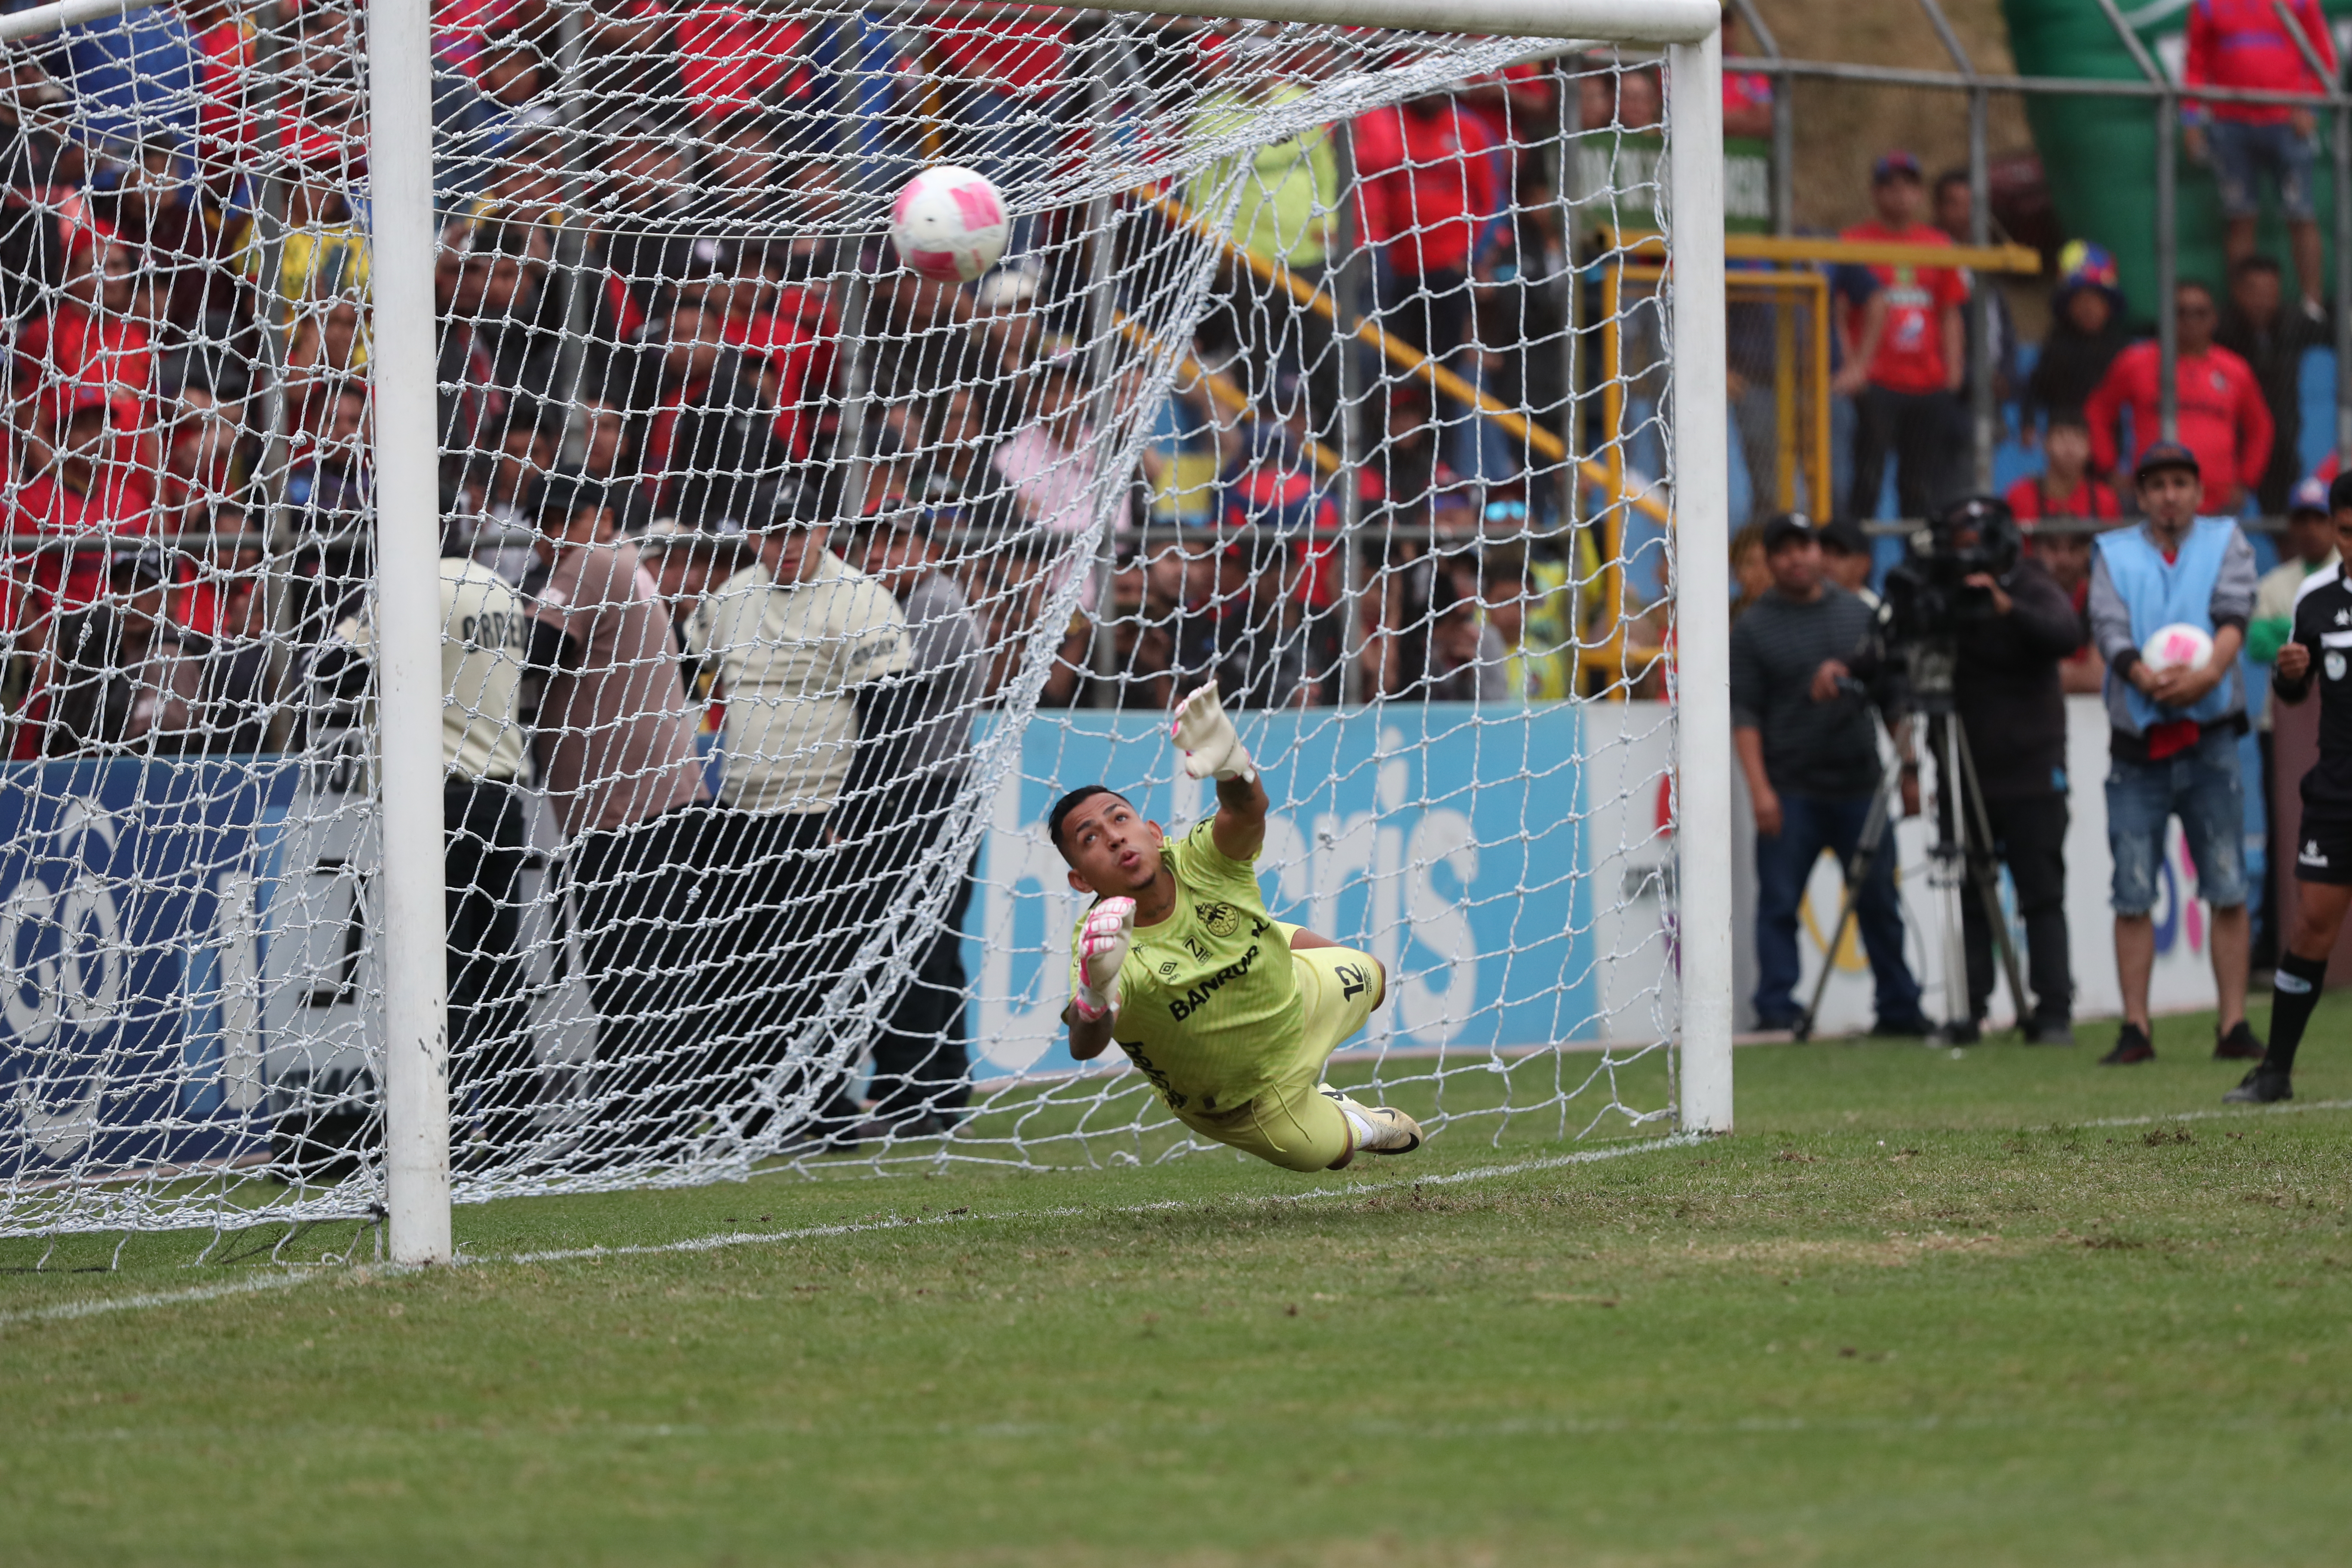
1053, 684, 1422, 1170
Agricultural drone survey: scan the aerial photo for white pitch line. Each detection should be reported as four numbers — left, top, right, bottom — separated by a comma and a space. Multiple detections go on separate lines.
478, 1133, 1699, 1267
2071, 1096, 2352, 1130
0, 1266, 321, 1327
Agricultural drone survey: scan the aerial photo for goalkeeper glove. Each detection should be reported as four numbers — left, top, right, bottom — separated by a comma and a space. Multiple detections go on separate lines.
1171, 682, 1256, 784
1070, 896, 1135, 1023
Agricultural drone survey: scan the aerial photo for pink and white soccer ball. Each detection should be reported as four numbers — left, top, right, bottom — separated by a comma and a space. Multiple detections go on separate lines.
890, 166, 1010, 283
2141, 622, 2216, 672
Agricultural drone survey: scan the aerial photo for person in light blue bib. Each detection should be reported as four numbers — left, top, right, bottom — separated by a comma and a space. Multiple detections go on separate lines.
2084, 441, 2267, 1068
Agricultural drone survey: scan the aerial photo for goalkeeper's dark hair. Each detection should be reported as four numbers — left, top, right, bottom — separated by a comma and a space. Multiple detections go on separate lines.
1047, 785, 1127, 855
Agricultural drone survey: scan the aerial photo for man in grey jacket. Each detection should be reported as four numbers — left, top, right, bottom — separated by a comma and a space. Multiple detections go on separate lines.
2084, 441, 2266, 1066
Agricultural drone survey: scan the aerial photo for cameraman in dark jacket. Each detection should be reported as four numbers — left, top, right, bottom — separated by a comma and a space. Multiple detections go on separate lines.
1940, 496, 2087, 1043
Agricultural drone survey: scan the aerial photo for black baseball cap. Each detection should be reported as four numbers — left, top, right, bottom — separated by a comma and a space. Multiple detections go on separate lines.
2132, 440, 2201, 484
1761, 511, 1817, 552
1817, 517, 1869, 556
1872, 150, 1923, 184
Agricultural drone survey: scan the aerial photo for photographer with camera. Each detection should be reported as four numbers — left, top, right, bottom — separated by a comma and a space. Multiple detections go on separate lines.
1731, 513, 1932, 1035
1922, 497, 2087, 1043
2086, 441, 2266, 1066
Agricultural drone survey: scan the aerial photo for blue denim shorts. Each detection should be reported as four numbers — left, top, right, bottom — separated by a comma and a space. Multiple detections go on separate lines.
2106, 729, 2249, 915
2207, 117, 2315, 221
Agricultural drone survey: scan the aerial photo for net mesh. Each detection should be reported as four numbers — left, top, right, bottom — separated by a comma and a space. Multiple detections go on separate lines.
0, 0, 1684, 1234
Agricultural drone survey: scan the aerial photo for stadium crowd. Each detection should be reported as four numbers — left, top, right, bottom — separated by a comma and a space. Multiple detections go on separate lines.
2, 1, 2349, 1115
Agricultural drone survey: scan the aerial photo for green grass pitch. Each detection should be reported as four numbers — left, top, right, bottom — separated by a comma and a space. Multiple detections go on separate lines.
3, 1001, 2349, 1567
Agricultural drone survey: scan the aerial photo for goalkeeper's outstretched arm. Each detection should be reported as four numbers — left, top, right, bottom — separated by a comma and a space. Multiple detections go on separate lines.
1172, 683, 1266, 861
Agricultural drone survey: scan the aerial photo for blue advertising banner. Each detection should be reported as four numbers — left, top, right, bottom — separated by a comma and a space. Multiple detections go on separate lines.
0, 759, 302, 1177
963, 706, 1609, 1078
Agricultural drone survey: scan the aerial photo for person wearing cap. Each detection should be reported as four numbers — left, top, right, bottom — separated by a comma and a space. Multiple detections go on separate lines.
2086, 440, 2267, 1066
1835, 150, 1969, 525
312, 542, 542, 1157
1931, 496, 2088, 1044
2086, 280, 2272, 519
1730, 511, 1931, 1035
1816, 518, 1878, 606
521, 473, 716, 1164
2021, 242, 2132, 445
683, 484, 912, 1148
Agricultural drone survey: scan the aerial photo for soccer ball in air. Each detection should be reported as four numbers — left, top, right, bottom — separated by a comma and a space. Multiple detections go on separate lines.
2141, 622, 2215, 673
891, 165, 1010, 283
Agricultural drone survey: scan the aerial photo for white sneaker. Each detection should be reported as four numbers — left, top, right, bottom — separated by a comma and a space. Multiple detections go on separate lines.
1320, 1085, 1422, 1155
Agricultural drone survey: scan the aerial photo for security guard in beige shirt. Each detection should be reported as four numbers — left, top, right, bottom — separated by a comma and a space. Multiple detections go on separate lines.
683, 489, 910, 1145
322, 555, 539, 1155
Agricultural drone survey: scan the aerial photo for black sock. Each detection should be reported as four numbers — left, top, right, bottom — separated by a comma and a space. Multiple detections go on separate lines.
2266, 951, 2329, 1076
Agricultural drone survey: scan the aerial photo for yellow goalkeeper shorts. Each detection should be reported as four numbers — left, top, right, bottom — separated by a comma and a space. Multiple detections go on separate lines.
1171, 935, 1385, 1173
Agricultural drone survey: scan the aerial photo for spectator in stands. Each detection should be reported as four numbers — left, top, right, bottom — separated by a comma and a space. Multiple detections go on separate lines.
926, 4, 1068, 259
2085, 441, 2266, 1065
1817, 518, 1878, 604
1720, 10, 1775, 138
12, 389, 154, 612
1481, 542, 1575, 703
1350, 89, 1507, 413
2217, 254, 2326, 515
1835, 151, 1967, 522
2007, 409, 2120, 527
2184, 0, 2335, 315
1731, 512, 1929, 1035
0, 53, 67, 326
2250, 475, 2339, 967
17, 226, 158, 431
1931, 168, 2019, 417
846, 511, 985, 1138
2086, 279, 2272, 517
16, 545, 190, 756
993, 362, 1124, 537
683, 485, 910, 1149
2021, 242, 2131, 448
1188, 41, 1338, 417
1179, 540, 1307, 710
1728, 521, 1772, 622
287, 383, 371, 532
523, 473, 717, 1164
173, 548, 274, 754
646, 294, 784, 530
93, 133, 255, 376
1398, 569, 1506, 703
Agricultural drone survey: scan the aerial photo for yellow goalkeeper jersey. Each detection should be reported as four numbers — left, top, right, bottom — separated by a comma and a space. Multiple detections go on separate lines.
1072, 821, 1303, 1115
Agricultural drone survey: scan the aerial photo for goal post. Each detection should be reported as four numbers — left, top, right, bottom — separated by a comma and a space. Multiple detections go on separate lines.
0, 0, 1731, 1250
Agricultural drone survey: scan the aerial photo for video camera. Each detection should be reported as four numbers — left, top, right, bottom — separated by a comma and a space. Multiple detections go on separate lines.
1878, 496, 2021, 647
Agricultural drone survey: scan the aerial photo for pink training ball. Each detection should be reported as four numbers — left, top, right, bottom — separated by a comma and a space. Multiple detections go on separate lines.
890, 165, 1010, 284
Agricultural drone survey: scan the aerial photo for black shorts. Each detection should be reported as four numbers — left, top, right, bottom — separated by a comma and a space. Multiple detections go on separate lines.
2291, 811, 2352, 885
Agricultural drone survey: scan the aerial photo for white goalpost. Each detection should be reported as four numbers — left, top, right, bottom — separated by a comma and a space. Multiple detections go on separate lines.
0, 0, 1729, 1263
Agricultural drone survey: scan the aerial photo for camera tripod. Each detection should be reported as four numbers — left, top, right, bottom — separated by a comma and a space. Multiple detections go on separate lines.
1792, 641, 2029, 1044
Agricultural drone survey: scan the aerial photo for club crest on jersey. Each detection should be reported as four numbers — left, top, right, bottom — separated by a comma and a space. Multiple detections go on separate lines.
2328, 650, 2346, 682
1195, 900, 1241, 938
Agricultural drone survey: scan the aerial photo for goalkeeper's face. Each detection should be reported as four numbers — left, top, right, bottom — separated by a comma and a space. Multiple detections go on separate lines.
1058, 793, 1164, 897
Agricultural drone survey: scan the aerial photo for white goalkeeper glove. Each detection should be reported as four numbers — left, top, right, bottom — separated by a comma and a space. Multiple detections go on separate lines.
1069, 896, 1136, 1023
1171, 682, 1256, 784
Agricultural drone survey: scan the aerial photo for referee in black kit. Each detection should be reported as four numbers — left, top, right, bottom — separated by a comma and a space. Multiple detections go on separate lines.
2232, 472, 2352, 1103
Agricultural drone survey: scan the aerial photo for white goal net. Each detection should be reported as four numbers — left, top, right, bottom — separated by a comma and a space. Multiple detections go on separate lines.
0, 0, 1718, 1238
